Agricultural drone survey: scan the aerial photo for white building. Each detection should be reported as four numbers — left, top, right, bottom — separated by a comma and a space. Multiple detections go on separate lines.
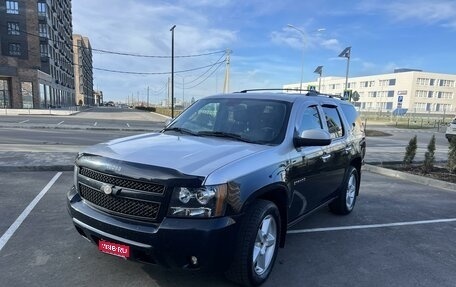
283, 69, 456, 115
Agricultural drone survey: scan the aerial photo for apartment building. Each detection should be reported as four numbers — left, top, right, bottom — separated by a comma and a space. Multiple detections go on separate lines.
284, 69, 456, 115
0, 0, 74, 109
73, 34, 93, 106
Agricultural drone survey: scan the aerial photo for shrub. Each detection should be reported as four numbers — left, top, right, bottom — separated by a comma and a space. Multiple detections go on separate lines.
403, 135, 417, 167
448, 137, 456, 174
135, 106, 156, 112
422, 135, 436, 174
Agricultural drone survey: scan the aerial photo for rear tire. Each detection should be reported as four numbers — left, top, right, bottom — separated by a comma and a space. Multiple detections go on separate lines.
225, 199, 280, 286
329, 166, 359, 215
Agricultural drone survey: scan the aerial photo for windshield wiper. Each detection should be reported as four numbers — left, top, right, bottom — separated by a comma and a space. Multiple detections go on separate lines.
197, 131, 255, 143
162, 127, 198, 136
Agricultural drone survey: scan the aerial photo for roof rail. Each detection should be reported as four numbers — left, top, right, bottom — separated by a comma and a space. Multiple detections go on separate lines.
236, 88, 320, 94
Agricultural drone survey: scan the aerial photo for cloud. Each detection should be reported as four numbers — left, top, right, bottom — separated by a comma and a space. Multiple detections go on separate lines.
270, 30, 302, 50
360, 0, 456, 29
180, 0, 231, 8
320, 39, 342, 52
72, 0, 238, 102
270, 27, 336, 52
387, 0, 456, 25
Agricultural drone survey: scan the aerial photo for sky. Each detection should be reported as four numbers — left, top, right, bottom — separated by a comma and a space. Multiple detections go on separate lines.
72, 0, 456, 104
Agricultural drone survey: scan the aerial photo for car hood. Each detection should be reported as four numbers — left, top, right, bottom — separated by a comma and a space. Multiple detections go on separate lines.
81, 132, 271, 177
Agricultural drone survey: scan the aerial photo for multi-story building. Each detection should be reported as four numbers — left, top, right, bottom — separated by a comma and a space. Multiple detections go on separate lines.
93, 90, 103, 106
73, 34, 92, 105
284, 69, 456, 115
0, 0, 74, 109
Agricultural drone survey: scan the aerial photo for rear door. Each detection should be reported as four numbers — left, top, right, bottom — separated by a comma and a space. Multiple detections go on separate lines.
319, 104, 350, 201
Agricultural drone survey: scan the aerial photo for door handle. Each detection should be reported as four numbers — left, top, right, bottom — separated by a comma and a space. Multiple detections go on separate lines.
321, 153, 331, 162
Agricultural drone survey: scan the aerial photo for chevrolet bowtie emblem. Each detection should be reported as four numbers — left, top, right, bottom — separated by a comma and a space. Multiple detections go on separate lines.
101, 184, 112, 195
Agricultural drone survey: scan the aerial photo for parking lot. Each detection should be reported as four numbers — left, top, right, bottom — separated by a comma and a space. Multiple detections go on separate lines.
1, 170, 456, 287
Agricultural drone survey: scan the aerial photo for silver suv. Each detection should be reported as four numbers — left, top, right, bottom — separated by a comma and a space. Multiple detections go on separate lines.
67, 90, 366, 286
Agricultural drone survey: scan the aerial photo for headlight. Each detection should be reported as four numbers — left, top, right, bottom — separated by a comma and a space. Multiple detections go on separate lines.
168, 184, 227, 218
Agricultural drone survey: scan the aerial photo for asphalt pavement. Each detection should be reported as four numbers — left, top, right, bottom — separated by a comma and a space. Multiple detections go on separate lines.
0, 108, 166, 171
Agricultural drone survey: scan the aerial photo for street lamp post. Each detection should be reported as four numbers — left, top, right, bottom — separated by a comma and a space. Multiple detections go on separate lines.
314, 65, 323, 91
287, 24, 305, 93
338, 46, 351, 100
287, 25, 325, 93
170, 25, 176, 118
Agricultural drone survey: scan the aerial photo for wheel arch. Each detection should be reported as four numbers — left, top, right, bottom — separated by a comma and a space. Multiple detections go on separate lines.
243, 183, 289, 248
350, 156, 362, 195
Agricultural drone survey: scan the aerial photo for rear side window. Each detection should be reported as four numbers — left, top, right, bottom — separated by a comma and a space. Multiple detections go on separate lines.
340, 103, 363, 134
297, 106, 322, 134
322, 106, 344, 139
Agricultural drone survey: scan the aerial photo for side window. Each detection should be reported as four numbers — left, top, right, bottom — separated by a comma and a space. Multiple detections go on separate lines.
322, 106, 344, 139
297, 106, 322, 134
340, 103, 363, 134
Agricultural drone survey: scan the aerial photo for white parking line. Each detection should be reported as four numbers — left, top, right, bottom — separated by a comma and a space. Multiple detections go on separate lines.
94, 122, 97, 127
0, 172, 62, 252
287, 218, 456, 234
126, 123, 130, 127
57, 121, 65, 125
18, 119, 30, 124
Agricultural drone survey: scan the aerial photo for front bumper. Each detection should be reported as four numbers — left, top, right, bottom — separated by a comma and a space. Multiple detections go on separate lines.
67, 186, 240, 270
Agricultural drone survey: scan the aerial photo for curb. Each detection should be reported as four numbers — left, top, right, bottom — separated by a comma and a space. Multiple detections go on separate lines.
0, 124, 161, 132
363, 164, 456, 192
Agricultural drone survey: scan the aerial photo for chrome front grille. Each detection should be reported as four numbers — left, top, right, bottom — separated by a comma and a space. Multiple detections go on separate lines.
79, 167, 165, 194
79, 183, 160, 220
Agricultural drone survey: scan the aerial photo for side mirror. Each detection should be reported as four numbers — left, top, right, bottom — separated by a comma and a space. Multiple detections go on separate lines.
294, 129, 331, 148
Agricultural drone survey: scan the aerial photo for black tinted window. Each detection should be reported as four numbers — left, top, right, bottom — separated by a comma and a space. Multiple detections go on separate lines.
168, 98, 290, 145
322, 106, 344, 138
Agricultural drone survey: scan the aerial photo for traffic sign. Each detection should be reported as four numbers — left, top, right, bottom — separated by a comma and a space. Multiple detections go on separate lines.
351, 91, 360, 102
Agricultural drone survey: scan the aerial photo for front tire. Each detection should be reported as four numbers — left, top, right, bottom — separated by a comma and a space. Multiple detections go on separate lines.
225, 199, 280, 286
329, 166, 359, 215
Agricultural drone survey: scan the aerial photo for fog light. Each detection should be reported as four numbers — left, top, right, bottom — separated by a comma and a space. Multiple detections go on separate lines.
191, 256, 198, 265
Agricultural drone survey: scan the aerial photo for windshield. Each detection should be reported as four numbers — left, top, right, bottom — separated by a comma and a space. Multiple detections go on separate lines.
164, 98, 290, 145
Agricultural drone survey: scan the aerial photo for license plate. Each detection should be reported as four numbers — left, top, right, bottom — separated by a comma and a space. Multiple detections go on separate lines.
98, 240, 130, 258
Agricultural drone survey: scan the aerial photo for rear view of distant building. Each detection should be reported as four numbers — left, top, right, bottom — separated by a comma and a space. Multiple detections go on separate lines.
73, 34, 93, 106
284, 69, 456, 115
0, 0, 92, 109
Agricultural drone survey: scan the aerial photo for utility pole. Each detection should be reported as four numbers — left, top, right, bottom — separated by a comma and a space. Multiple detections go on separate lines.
223, 49, 231, 94
147, 86, 149, 107
182, 77, 185, 108
167, 77, 170, 107
170, 25, 176, 118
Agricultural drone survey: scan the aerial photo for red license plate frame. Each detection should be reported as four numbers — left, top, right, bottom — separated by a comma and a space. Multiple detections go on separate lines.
98, 240, 130, 258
